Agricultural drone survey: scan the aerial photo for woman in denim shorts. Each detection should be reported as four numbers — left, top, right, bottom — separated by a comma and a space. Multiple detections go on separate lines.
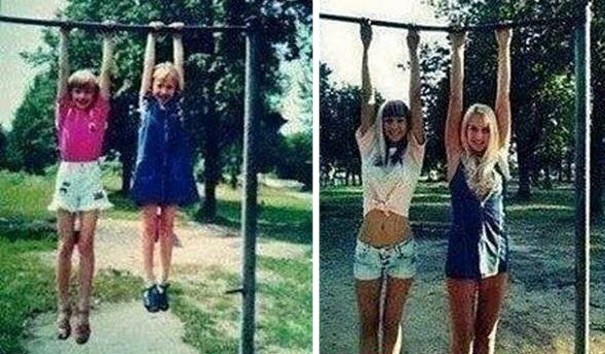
354, 20, 425, 354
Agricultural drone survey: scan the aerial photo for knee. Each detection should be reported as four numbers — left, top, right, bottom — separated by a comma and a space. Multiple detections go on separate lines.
77, 240, 94, 258
58, 240, 75, 258
142, 220, 157, 236
359, 316, 379, 338
382, 316, 401, 337
450, 326, 473, 354
473, 321, 497, 352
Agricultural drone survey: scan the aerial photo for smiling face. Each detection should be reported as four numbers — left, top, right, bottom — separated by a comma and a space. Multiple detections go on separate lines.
379, 100, 410, 146
461, 104, 500, 158
67, 70, 99, 110
152, 76, 178, 105
465, 113, 490, 153
152, 63, 181, 105
383, 116, 408, 145
70, 85, 96, 110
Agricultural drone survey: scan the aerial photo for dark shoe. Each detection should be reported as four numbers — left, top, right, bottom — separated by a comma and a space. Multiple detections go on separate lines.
142, 285, 160, 313
56, 306, 72, 340
157, 283, 170, 311
73, 309, 91, 345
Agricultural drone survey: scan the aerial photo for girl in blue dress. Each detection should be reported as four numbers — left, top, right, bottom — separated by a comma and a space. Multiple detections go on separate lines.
444, 28, 512, 354
131, 21, 199, 312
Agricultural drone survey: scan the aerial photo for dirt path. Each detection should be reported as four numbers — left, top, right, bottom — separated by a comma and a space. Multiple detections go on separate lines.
25, 216, 308, 354
320, 219, 605, 354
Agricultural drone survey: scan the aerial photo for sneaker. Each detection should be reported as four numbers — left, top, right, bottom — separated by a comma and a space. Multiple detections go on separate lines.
142, 285, 160, 313
156, 283, 170, 311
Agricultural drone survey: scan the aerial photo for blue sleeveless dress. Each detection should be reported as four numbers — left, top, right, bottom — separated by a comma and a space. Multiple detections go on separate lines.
446, 162, 508, 279
130, 93, 199, 207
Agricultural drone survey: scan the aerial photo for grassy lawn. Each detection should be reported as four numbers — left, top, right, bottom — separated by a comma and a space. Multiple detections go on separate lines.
321, 181, 575, 229
0, 169, 311, 353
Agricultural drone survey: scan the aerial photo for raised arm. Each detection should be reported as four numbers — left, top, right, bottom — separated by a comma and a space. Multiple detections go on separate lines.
57, 27, 70, 100
98, 21, 115, 99
495, 28, 512, 150
140, 21, 163, 97
407, 29, 425, 144
358, 20, 375, 135
445, 31, 466, 169
170, 22, 185, 91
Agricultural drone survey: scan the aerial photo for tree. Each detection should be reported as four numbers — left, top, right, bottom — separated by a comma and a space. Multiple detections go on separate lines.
5, 74, 56, 174
275, 131, 312, 190
319, 62, 385, 186
0, 126, 7, 169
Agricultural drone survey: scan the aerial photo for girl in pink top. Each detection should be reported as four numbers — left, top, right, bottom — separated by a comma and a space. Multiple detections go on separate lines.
48, 23, 114, 345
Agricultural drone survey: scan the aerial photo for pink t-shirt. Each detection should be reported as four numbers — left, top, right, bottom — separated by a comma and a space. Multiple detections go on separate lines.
55, 95, 110, 162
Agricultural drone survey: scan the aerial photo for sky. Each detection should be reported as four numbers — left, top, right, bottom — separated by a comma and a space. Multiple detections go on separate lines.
320, 0, 448, 100
0, 0, 65, 129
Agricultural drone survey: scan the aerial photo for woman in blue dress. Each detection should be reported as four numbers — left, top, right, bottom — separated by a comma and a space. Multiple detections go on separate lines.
131, 21, 199, 312
445, 28, 512, 354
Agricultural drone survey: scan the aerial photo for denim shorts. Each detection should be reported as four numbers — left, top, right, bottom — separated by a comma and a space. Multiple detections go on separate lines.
353, 238, 416, 280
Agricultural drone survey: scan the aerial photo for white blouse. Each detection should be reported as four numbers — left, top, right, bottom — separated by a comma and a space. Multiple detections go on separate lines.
356, 125, 425, 218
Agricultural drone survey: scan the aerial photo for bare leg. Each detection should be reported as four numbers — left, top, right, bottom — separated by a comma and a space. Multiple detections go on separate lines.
382, 277, 412, 354
56, 209, 76, 338
158, 206, 176, 284
473, 273, 508, 354
72, 210, 98, 344
76, 210, 98, 312
356, 279, 382, 354
447, 278, 477, 354
141, 205, 158, 285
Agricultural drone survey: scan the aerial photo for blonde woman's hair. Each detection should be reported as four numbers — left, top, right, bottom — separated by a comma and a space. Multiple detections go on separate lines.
460, 103, 504, 197
67, 69, 99, 94
153, 62, 181, 87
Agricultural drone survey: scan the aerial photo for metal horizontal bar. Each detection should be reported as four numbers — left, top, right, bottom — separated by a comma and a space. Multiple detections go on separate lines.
0, 15, 248, 33
320, 13, 580, 32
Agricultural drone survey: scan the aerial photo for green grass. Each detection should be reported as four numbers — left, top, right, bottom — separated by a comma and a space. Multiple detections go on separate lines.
0, 235, 142, 354
170, 256, 313, 354
321, 182, 575, 227
0, 171, 55, 222
0, 238, 56, 354
257, 256, 312, 351
198, 185, 312, 245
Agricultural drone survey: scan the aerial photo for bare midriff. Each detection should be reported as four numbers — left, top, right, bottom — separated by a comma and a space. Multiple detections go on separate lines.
357, 209, 413, 247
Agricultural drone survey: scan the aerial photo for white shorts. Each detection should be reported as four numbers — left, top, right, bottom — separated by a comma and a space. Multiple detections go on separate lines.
48, 161, 113, 213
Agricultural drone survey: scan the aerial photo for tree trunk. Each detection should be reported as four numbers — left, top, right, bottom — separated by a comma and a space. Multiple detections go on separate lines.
120, 152, 133, 195
544, 165, 552, 190
203, 89, 220, 220
517, 149, 532, 200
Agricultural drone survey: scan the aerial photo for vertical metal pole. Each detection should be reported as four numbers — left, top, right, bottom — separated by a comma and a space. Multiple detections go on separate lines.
240, 17, 260, 354
574, 2, 591, 354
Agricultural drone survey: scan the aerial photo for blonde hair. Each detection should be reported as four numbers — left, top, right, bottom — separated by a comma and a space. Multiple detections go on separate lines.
153, 62, 181, 87
67, 69, 99, 94
460, 104, 503, 197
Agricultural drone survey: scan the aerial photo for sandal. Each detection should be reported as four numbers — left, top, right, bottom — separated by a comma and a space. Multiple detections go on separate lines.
56, 306, 71, 340
73, 309, 91, 345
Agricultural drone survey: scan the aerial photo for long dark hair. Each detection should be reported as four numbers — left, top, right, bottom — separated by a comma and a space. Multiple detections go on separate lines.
374, 100, 411, 166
